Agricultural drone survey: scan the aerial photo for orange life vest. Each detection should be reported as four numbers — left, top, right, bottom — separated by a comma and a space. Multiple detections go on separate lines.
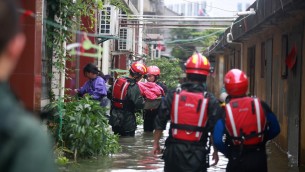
170, 90, 209, 142
112, 78, 130, 109
225, 97, 267, 145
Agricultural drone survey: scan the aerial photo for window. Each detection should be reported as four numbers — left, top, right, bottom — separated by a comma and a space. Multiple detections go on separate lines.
99, 7, 111, 35
98, 5, 118, 36
237, 3, 242, 12
118, 11, 130, 50
119, 28, 128, 50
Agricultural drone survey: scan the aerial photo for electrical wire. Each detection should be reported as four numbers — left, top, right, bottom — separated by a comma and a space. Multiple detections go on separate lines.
20, 7, 254, 57
180, 0, 238, 13
19, 8, 228, 46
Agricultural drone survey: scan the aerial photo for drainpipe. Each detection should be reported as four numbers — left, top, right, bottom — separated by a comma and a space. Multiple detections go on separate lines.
75, 33, 80, 89
226, 24, 243, 70
55, 13, 66, 100
60, 41, 66, 98
138, 0, 143, 55
102, 40, 109, 74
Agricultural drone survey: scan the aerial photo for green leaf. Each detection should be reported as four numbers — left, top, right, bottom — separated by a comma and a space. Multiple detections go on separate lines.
86, 118, 91, 125
81, 126, 85, 135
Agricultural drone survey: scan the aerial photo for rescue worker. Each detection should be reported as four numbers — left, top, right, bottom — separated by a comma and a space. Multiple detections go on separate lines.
0, 0, 57, 171
153, 53, 223, 172
143, 65, 167, 132
213, 69, 280, 172
107, 62, 147, 136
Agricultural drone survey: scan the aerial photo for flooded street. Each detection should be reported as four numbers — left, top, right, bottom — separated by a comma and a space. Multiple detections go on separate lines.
65, 125, 303, 172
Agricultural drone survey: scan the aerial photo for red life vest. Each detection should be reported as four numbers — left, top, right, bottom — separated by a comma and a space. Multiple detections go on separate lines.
225, 97, 267, 145
112, 78, 130, 109
170, 90, 209, 142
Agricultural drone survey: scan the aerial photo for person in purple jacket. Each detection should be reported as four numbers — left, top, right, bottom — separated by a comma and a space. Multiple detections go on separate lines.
75, 63, 108, 107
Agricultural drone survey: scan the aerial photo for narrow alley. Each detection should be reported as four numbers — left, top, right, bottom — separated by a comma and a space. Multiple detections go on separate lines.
2, 0, 305, 171
63, 125, 303, 172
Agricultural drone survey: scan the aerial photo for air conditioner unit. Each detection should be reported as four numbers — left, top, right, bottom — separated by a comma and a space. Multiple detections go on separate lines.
98, 5, 119, 36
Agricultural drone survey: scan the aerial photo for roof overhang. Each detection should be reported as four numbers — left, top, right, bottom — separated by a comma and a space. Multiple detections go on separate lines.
206, 0, 305, 55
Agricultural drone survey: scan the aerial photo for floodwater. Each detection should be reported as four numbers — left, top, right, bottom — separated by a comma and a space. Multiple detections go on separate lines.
64, 125, 303, 172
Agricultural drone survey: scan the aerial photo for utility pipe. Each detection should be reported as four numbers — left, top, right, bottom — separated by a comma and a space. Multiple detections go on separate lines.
126, 26, 226, 29
226, 24, 243, 70
119, 14, 235, 19
120, 23, 230, 27
60, 41, 66, 98
102, 40, 109, 74
138, 0, 143, 55
118, 18, 235, 22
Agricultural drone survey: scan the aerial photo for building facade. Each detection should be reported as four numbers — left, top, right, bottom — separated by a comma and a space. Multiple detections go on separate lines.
205, 0, 305, 167
165, 0, 255, 17
12, 0, 142, 111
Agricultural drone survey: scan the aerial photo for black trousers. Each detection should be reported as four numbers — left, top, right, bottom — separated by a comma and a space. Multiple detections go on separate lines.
143, 109, 158, 132
226, 146, 267, 172
163, 142, 208, 172
112, 126, 135, 137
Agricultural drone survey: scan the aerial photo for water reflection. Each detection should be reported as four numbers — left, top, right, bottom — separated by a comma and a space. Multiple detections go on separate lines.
208, 152, 227, 172
65, 125, 300, 172
67, 126, 165, 172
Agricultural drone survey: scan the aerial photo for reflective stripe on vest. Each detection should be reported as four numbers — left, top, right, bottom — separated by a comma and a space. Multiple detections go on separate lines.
173, 93, 180, 135
120, 81, 129, 99
196, 98, 208, 137
226, 103, 238, 138
254, 98, 262, 134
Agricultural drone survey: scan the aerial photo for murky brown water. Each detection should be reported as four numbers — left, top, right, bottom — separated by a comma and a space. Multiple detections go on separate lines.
64, 124, 303, 172
266, 141, 303, 172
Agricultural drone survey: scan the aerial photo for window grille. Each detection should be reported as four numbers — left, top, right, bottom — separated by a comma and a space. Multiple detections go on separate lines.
98, 5, 118, 36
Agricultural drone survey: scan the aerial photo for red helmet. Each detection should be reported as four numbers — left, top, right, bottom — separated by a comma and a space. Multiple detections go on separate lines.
185, 53, 210, 75
224, 69, 248, 96
130, 62, 147, 76
147, 66, 160, 76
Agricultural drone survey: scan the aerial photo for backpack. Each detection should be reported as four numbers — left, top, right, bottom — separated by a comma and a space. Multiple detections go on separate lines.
170, 89, 209, 142
225, 97, 267, 145
111, 78, 130, 109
